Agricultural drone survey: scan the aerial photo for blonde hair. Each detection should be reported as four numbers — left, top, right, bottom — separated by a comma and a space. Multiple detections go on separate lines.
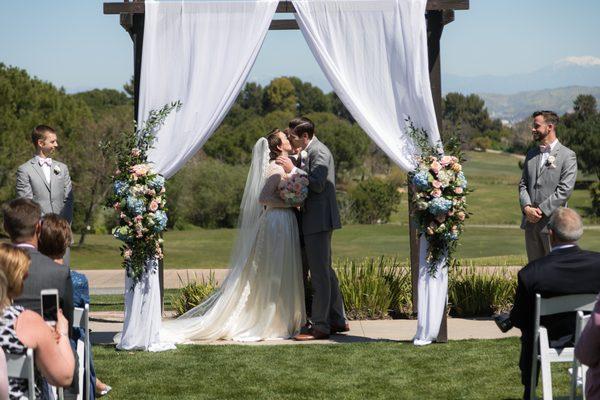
0, 270, 8, 311
0, 243, 31, 306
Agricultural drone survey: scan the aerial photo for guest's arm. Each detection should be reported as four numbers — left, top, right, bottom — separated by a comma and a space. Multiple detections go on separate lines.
575, 299, 600, 367
15, 309, 75, 387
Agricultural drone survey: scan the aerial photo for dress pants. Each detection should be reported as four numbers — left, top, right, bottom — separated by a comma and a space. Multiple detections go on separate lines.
303, 231, 345, 334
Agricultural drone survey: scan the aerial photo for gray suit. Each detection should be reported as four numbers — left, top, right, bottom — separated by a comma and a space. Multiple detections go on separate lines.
301, 137, 345, 334
16, 157, 74, 223
518, 141, 577, 261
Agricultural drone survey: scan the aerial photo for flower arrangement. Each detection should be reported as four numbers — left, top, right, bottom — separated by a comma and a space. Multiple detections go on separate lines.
407, 120, 470, 275
278, 173, 309, 206
105, 102, 181, 284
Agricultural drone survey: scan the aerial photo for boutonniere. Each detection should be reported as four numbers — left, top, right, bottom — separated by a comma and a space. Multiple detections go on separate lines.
546, 155, 556, 169
53, 165, 61, 175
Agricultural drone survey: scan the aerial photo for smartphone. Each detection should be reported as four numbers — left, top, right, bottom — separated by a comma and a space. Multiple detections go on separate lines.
40, 288, 59, 326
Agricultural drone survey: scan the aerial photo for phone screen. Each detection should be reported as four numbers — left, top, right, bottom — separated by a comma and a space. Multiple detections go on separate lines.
41, 293, 58, 323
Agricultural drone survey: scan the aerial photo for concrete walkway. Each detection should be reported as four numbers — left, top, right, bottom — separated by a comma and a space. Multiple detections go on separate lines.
89, 311, 519, 346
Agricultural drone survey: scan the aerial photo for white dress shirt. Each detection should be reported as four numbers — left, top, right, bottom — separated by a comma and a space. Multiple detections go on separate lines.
36, 156, 52, 184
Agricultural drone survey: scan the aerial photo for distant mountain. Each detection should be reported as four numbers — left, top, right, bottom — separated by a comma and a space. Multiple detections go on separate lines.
444, 56, 600, 95
477, 86, 600, 123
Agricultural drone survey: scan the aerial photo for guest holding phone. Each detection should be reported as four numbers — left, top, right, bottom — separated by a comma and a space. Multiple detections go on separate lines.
38, 213, 112, 398
0, 244, 74, 399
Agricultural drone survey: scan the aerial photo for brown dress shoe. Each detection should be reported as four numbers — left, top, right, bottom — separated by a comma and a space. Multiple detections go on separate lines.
330, 323, 350, 334
293, 329, 330, 341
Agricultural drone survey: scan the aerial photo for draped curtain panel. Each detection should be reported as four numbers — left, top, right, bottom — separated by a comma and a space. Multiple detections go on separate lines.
292, 0, 440, 172
138, 0, 279, 178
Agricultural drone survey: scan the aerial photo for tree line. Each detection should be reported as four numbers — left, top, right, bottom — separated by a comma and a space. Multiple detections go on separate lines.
1, 63, 598, 240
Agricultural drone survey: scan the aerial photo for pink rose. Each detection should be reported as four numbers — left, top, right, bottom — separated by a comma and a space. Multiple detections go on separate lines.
457, 211, 466, 221
134, 215, 143, 222
426, 227, 435, 236
431, 188, 442, 198
454, 187, 463, 194
451, 156, 459, 163
452, 163, 462, 172
148, 200, 159, 212
131, 148, 141, 157
113, 202, 120, 211
120, 212, 127, 219
432, 180, 442, 189
124, 249, 132, 259
115, 169, 121, 175
440, 156, 453, 166
430, 161, 442, 174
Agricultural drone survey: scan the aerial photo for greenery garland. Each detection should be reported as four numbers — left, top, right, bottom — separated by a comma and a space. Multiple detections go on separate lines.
104, 102, 181, 284
407, 119, 470, 275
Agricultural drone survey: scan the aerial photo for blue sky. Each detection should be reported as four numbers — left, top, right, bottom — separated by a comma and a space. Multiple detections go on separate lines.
0, 0, 598, 93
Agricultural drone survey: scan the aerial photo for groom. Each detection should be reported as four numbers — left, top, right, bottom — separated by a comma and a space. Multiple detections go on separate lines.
277, 117, 348, 340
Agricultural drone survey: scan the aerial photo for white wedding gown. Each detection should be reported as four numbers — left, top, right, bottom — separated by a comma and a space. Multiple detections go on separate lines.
160, 153, 306, 342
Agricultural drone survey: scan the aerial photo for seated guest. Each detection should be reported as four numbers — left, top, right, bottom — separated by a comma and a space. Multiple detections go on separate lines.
2, 198, 73, 329
38, 214, 112, 398
575, 295, 600, 399
509, 207, 600, 399
0, 244, 75, 399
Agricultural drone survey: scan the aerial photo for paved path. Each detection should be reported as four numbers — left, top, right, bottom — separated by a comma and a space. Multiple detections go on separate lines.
89, 311, 519, 346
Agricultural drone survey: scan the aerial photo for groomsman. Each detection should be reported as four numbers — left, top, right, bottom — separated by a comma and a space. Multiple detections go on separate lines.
16, 125, 74, 263
518, 111, 577, 262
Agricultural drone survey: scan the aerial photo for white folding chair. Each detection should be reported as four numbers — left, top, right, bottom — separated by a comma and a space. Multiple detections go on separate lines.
58, 304, 90, 400
531, 293, 597, 400
6, 348, 36, 399
571, 311, 592, 400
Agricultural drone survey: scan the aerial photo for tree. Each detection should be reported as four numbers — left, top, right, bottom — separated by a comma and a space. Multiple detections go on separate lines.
328, 92, 355, 123
442, 93, 503, 147
123, 75, 134, 99
237, 82, 264, 114
287, 76, 330, 115
574, 94, 597, 119
263, 77, 296, 113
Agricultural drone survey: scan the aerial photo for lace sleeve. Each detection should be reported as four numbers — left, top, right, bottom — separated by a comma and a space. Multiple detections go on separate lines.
259, 164, 287, 208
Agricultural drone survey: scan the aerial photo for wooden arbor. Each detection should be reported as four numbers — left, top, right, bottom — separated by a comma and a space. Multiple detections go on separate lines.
104, 0, 469, 342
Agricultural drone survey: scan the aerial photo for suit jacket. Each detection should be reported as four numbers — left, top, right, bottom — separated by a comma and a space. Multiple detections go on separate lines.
14, 248, 74, 332
301, 137, 341, 236
518, 141, 577, 230
16, 157, 74, 223
510, 246, 600, 348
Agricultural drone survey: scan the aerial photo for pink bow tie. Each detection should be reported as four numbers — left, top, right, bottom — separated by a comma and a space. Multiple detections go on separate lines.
539, 145, 551, 153
39, 158, 52, 166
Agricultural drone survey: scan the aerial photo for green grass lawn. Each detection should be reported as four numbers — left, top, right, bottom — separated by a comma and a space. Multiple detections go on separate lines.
93, 338, 577, 399
70, 151, 600, 270
72, 224, 600, 269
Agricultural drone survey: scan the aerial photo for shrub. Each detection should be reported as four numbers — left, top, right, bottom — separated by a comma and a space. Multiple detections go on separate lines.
350, 178, 401, 224
335, 257, 411, 319
590, 182, 600, 217
171, 271, 219, 316
448, 267, 517, 317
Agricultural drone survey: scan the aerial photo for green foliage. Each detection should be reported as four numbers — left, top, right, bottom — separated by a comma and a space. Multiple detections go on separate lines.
590, 182, 600, 217
72, 89, 131, 113
448, 266, 517, 317
472, 136, 493, 151
287, 76, 331, 114
349, 178, 401, 224
168, 157, 247, 228
171, 271, 218, 316
263, 77, 296, 113
304, 112, 370, 173
237, 82, 264, 115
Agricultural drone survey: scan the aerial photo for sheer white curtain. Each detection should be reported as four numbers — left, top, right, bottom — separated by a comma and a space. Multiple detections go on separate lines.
117, 0, 277, 351
292, 0, 445, 344
138, 0, 278, 179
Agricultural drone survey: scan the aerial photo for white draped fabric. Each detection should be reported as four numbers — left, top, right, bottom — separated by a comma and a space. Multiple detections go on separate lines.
413, 236, 448, 345
138, 0, 278, 179
118, 0, 277, 351
116, 259, 175, 351
292, 0, 440, 172
292, 0, 445, 344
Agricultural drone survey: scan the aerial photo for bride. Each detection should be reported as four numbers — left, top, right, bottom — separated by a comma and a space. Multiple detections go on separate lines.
160, 130, 306, 342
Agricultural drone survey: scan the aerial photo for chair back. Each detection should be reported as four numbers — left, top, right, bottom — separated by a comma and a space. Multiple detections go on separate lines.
6, 348, 36, 399
537, 294, 597, 318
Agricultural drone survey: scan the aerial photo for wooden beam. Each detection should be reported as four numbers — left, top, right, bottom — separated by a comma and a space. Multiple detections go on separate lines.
104, 0, 469, 15
270, 19, 299, 30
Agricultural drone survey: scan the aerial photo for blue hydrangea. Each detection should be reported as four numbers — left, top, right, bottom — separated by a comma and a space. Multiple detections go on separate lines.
114, 180, 129, 196
153, 210, 168, 232
148, 175, 165, 191
126, 196, 146, 215
412, 171, 430, 191
456, 172, 468, 189
444, 231, 459, 241
112, 226, 131, 242
428, 197, 453, 216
